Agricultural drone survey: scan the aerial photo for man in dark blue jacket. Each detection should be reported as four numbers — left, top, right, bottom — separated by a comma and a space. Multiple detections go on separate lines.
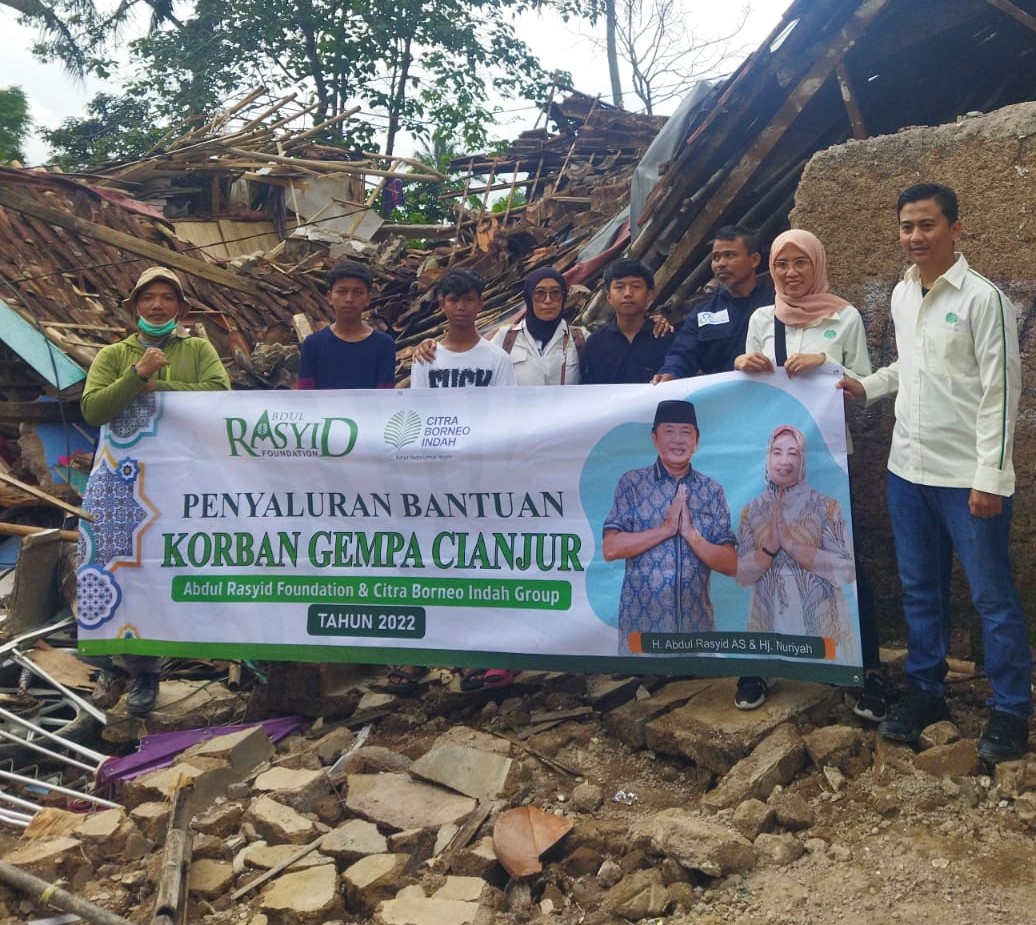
652, 226, 772, 382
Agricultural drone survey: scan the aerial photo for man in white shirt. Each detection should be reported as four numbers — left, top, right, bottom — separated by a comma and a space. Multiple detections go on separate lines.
838, 183, 1030, 762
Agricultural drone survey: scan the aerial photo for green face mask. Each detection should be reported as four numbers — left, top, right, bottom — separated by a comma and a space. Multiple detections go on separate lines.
137, 316, 177, 337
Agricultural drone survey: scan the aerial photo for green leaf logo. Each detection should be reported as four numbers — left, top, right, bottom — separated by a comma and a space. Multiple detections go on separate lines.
945, 311, 958, 324
384, 410, 423, 449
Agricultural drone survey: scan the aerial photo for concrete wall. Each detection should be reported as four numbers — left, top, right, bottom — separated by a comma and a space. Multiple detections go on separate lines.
791, 102, 1036, 651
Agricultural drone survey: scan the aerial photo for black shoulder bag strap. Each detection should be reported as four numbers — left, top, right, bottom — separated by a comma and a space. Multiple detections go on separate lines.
774, 317, 788, 368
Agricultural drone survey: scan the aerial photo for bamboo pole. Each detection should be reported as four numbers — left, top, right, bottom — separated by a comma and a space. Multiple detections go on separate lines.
0, 861, 137, 925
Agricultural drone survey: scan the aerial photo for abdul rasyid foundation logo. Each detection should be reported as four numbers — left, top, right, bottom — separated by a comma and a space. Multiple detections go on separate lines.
224, 409, 358, 458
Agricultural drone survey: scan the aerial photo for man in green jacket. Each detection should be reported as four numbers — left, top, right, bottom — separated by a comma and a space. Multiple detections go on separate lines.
81, 267, 230, 714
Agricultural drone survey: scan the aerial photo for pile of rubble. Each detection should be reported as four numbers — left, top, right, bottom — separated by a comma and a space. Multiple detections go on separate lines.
2, 660, 1036, 925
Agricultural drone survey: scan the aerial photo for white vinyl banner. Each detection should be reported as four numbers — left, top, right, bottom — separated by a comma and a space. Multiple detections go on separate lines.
77, 369, 865, 684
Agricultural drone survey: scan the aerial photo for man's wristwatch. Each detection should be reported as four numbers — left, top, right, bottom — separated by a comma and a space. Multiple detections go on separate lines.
132, 364, 149, 382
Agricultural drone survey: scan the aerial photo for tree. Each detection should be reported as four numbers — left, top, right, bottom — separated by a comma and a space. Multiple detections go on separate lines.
0, 86, 30, 163
40, 91, 167, 168
6, 0, 178, 77
119, 0, 580, 158
601, 0, 747, 113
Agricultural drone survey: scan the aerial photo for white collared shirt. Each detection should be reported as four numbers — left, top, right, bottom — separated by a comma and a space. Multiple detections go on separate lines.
859, 254, 1019, 495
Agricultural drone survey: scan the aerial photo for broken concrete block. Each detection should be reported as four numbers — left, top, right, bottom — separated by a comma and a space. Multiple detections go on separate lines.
436, 726, 512, 755
185, 725, 275, 774
754, 832, 804, 866
376, 893, 479, 925
731, 799, 775, 840
630, 809, 755, 877
342, 853, 410, 912
432, 876, 492, 903
570, 782, 603, 813
603, 868, 670, 920
130, 801, 171, 842
345, 773, 476, 831
246, 795, 319, 845
243, 843, 332, 872
192, 833, 230, 860
193, 801, 246, 838
802, 725, 868, 771
189, 858, 235, 898
913, 740, 982, 777
320, 818, 388, 862
73, 808, 138, 859
310, 726, 356, 765
254, 766, 332, 813
771, 792, 815, 831
702, 724, 807, 810
1015, 792, 1036, 830
645, 681, 833, 774
259, 864, 344, 924
434, 823, 460, 856
121, 762, 238, 810
3, 837, 88, 882
604, 679, 713, 748
21, 808, 83, 841
919, 720, 962, 749
994, 756, 1036, 797
409, 743, 514, 801
330, 746, 413, 779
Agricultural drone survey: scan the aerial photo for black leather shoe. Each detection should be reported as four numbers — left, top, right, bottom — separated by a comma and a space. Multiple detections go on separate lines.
878, 688, 949, 745
978, 710, 1029, 763
126, 673, 160, 715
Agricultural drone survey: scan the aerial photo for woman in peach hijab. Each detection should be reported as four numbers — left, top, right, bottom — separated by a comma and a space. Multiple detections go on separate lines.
731, 230, 884, 722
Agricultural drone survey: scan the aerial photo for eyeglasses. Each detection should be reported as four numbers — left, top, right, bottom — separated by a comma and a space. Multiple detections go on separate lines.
532, 288, 564, 302
772, 258, 812, 272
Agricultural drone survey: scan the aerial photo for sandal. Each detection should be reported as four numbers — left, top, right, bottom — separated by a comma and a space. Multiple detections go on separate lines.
460, 668, 486, 692
482, 668, 517, 689
385, 665, 423, 694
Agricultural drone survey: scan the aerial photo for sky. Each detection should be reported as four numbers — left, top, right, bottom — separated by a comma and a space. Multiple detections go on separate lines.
1, 0, 792, 165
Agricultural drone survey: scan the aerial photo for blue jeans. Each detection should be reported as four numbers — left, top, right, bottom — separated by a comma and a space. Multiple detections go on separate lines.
887, 473, 1032, 718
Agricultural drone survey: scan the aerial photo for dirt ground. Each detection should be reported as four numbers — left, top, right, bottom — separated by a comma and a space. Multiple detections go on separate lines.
341, 663, 1036, 925
3, 659, 1035, 925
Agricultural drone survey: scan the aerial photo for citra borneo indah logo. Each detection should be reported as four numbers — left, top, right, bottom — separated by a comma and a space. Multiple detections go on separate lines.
224, 409, 358, 458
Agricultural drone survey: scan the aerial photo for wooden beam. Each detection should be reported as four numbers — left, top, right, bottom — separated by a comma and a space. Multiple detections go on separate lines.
0, 188, 263, 298
0, 523, 80, 542
985, 0, 1036, 33
835, 61, 869, 139
0, 470, 93, 521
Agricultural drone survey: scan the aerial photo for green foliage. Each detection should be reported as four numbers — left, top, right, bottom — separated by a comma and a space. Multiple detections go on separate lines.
40, 92, 167, 169
84, 0, 585, 156
0, 86, 30, 163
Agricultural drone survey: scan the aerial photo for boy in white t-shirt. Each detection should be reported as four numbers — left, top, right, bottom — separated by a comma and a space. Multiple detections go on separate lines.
408, 269, 516, 693
410, 269, 516, 389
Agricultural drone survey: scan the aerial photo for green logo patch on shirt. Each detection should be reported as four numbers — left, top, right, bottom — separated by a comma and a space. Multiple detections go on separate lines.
945, 311, 958, 324
824, 329, 836, 339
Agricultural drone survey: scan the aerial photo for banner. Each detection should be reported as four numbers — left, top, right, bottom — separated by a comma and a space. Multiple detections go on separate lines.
77, 369, 865, 684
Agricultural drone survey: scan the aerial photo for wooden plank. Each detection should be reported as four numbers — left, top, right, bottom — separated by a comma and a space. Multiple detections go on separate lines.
835, 61, 869, 139
0, 187, 263, 297
985, 0, 1036, 33
0, 470, 93, 521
